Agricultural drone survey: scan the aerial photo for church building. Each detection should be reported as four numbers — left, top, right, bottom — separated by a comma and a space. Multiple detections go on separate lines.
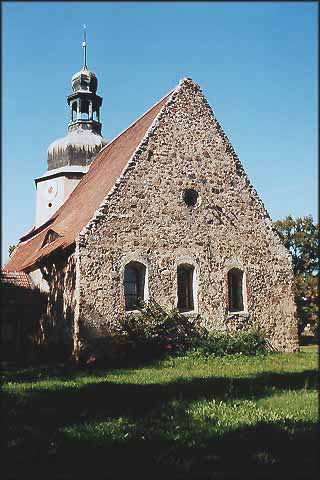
4, 38, 298, 360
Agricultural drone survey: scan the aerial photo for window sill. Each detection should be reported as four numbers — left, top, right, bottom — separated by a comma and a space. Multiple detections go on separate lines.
180, 311, 198, 319
227, 311, 249, 319
125, 309, 142, 315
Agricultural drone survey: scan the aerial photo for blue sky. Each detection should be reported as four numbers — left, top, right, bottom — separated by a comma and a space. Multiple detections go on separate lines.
2, 1, 318, 264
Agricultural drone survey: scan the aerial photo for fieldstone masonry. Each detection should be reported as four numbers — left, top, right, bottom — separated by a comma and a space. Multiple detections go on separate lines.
41, 249, 76, 357
71, 78, 298, 356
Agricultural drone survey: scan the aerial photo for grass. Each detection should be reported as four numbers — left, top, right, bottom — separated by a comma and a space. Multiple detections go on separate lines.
2, 345, 318, 479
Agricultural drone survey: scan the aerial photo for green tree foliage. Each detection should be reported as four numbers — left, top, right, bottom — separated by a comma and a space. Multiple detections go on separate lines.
273, 215, 319, 335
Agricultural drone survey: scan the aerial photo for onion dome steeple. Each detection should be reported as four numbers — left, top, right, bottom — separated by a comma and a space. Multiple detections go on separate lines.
47, 27, 107, 170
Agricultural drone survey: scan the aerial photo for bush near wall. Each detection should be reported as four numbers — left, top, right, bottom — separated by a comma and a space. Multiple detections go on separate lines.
85, 302, 267, 366
118, 301, 204, 362
192, 329, 268, 357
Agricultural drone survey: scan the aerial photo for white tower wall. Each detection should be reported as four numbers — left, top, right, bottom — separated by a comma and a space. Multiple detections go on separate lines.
34, 166, 88, 228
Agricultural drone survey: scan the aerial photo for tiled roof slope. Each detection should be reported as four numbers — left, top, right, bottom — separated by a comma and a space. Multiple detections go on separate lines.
5, 90, 172, 272
1, 270, 33, 289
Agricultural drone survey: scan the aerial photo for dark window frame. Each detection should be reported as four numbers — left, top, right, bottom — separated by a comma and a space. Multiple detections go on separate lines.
228, 268, 244, 312
177, 264, 195, 312
124, 261, 146, 311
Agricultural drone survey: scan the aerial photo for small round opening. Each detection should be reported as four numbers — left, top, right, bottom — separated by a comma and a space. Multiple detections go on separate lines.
48, 203, 52, 208
183, 188, 199, 207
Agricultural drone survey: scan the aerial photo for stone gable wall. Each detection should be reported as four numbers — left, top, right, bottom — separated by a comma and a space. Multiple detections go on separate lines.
77, 79, 298, 354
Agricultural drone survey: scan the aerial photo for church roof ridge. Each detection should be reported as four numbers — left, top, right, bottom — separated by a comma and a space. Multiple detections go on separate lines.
5, 83, 177, 272
5, 76, 281, 273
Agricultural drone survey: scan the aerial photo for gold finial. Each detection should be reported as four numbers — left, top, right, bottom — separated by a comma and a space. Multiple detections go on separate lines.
82, 24, 87, 68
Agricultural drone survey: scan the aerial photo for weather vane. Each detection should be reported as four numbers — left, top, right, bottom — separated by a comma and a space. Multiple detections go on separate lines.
82, 24, 87, 68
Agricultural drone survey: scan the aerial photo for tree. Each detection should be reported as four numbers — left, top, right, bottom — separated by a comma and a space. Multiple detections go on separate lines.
273, 215, 319, 335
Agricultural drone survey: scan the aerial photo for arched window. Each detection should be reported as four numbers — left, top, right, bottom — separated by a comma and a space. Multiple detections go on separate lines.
124, 262, 146, 311
177, 264, 194, 312
228, 268, 244, 312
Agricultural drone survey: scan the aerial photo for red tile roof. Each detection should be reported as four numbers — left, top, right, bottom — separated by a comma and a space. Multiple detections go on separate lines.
1, 270, 33, 289
5, 90, 172, 272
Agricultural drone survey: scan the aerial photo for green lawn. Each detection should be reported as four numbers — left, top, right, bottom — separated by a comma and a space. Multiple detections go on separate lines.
2, 345, 318, 479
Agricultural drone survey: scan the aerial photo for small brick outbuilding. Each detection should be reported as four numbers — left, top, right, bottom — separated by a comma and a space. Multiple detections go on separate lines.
1, 270, 47, 361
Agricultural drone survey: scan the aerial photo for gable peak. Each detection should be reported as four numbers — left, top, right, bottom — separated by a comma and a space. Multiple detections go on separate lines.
177, 77, 201, 92
178, 76, 197, 86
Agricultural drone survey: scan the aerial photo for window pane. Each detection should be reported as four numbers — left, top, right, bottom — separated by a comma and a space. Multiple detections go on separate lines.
228, 269, 244, 312
124, 262, 146, 311
124, 268, 136, 283
177, 265, 194, 312
124, 281, 137, 296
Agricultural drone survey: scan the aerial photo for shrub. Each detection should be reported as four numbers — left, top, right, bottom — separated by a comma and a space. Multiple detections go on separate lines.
117, 302, 267, 362
83, 303, 268, 366
118, 301, 203, 361
194, 329, 267, 357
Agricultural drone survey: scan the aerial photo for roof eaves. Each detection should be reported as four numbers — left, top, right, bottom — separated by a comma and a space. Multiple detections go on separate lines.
22, 242, 75, 273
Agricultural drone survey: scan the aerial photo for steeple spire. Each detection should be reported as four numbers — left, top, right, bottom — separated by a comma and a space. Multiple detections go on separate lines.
46, 31, 107, 172
82, 24, 87, 69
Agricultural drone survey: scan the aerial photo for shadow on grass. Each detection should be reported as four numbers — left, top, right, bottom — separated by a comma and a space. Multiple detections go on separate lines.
299, 335, 318, 346
2, 368, 318, 479
0, 362, 85, 383
3, 367, 318, 405
3, 419, 318, 480
1, 355, 178, 383
57, 420, 319, 478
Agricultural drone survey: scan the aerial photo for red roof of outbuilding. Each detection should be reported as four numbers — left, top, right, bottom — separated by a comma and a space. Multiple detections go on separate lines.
1, 270, 33, 289
5, 90, 172, 272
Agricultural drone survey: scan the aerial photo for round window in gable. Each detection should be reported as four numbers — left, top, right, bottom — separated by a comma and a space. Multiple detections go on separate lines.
183, 188, 199, 207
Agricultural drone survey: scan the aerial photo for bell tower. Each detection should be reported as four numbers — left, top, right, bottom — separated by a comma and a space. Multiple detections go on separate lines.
34, 27, 107, 228
67, 28, 102, 134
